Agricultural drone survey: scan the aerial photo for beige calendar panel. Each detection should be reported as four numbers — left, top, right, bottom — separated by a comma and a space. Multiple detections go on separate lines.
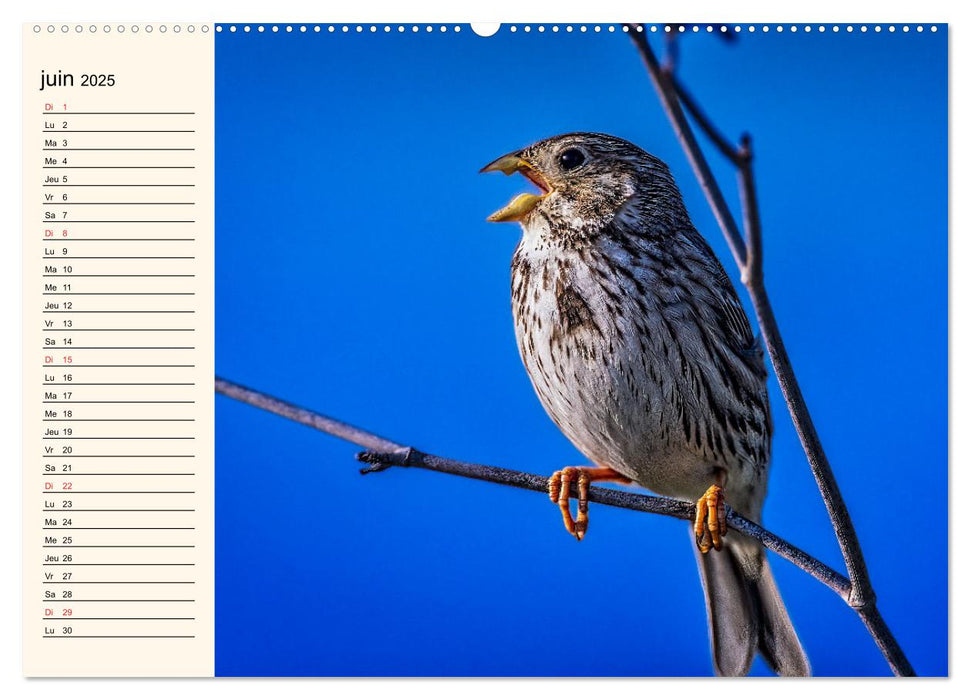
23, 23, 215, 677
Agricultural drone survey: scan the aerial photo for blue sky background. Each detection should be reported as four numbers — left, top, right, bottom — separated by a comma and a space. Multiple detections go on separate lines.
214, 24, 947, 676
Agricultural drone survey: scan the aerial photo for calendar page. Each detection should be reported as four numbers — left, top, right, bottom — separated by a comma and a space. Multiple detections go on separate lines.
20, 20, 948, 679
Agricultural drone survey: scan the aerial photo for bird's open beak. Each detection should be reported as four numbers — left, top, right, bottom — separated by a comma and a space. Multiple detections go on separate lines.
480, 153, 551, 223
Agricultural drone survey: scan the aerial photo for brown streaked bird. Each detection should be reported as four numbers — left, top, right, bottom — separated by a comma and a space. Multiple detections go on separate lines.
481, 132, 809, 677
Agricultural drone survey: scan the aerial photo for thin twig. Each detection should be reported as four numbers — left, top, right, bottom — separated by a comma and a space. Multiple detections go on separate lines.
625, 25, 914, 676
215, 376, 851, 600
672, 77, 743, 167
737, 136, 762, 284
214, 377, 400, 453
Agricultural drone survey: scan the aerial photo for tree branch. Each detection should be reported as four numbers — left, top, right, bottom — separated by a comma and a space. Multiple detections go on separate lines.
625, 25, 914, 676
216, 376, 851, 600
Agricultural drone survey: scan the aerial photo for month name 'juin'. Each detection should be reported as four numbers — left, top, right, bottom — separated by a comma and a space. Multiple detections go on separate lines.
39, 70, 72, 91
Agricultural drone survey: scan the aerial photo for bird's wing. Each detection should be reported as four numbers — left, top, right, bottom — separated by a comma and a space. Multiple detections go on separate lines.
671, 227, 773, 473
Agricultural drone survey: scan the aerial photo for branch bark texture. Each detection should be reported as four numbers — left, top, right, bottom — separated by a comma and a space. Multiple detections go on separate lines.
625, 24, 914, 676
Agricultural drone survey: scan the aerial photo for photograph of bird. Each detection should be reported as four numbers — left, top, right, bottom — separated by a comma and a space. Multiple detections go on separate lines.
482, 132, 810, 677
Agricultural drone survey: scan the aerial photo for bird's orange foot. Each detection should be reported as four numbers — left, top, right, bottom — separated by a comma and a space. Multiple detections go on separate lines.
694, 484, 728, 553
548, 466, 631, 541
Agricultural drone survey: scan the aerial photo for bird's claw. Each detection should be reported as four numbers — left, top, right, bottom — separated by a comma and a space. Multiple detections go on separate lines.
694, 484, 728, 553
549, 467, 590, 541
547, 466, 631, 541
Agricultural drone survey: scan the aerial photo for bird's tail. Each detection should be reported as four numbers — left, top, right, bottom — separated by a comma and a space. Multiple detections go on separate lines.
693, 528, 811, 676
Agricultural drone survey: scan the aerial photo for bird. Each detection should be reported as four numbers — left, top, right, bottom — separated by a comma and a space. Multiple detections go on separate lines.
480, 132, 810, 677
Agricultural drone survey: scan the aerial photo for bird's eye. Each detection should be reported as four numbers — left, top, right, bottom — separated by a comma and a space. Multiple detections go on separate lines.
558, 148, 586, 171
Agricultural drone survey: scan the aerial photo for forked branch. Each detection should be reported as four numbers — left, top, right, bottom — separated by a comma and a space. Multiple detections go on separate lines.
625, 24, 914, 676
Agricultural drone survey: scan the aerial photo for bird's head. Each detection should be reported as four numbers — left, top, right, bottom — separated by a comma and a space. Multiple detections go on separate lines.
480, 132, 685, 236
